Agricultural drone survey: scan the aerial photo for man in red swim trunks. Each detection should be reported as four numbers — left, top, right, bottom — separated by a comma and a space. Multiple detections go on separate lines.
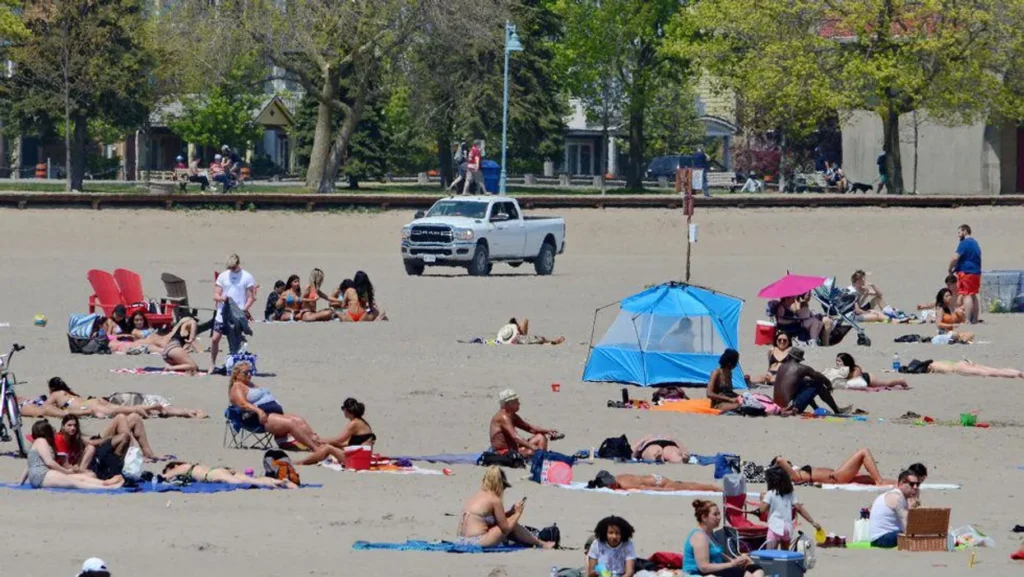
949, 224, 982, 324
488, 389, 561, 457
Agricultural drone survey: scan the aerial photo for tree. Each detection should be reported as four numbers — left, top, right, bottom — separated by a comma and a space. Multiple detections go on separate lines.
556, 0, 688, 189
234, 0, 503, 192
689, 0, 1023, 195
0, 0, 154, 191
0, 0, 27, 40
645, 78, 703, 158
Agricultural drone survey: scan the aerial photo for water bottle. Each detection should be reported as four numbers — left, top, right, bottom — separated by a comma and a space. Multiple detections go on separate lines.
892, 353, 901, 372
550, 566, 558, 577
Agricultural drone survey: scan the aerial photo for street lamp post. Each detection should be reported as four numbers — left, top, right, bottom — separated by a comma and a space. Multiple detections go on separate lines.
500, 21, 523, 196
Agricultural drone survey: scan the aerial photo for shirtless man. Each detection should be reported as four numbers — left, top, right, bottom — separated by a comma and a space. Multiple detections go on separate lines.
773, 348, 849, 415
488, 389, 561, 458
587, 470, 719, 493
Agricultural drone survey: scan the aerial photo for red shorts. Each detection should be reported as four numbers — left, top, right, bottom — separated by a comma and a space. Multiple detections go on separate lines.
957, 272, 981, 296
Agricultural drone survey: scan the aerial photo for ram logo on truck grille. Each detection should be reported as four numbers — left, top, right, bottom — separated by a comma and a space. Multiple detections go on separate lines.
410, 226, 453, 243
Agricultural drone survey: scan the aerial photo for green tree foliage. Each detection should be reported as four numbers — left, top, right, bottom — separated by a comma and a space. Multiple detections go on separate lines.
556, 0, 689, 189
382, 84, 434, 175
168, 87, 264, 152
645, 78, 704, 158
688, 0, 1023, 194
0, 0, 27, 41
0, 0, 154, 191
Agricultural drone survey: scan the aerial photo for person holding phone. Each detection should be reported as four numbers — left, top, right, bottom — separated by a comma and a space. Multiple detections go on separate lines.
456, 467, 555, 548
683, 500, 764, 577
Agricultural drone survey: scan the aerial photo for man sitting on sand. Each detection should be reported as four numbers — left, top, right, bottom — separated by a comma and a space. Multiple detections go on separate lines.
586, 470, 719, 493
496, 318, 565, 345
773, 348, 849, 416
849, 270, 888, 322
868, 469, 920, 548
489, 389, 562, 458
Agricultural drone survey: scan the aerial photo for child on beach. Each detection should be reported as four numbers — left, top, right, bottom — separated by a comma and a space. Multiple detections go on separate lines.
759, 467, 821, 549
587, 516, 636, 577
265, 280, 286, 321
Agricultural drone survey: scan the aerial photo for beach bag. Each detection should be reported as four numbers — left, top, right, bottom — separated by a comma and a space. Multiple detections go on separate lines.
738, 393, 766, 417
713, 453, 741, 479
524, 523, 561, 548
263, 449, 300, 485
122, 446, 144, 481
89, 439, 125, 480
530, 450, 577, 484
477, 451, 526, 469
226, 352, 258, 374
597, 435, 632, 461
900, 359, 933, 374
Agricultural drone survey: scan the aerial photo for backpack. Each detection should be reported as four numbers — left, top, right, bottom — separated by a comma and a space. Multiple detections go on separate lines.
524, 523, 561, 548
477, 451, 526, 469
597, 435, 632, 461
263, 449, 300, 485
77, 334, 111, 355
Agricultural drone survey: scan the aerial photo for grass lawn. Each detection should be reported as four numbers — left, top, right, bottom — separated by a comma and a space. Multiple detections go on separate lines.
0, 181, 679, 195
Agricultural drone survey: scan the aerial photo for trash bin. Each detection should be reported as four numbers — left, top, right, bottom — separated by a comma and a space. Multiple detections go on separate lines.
480, 160, 500, 194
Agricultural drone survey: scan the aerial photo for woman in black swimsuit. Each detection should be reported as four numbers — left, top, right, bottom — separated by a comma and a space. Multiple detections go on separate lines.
158, 317, 200, 374
325, 398, 376, 447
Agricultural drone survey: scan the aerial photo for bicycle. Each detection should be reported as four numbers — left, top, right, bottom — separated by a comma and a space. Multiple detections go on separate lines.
0, 343, 26, 457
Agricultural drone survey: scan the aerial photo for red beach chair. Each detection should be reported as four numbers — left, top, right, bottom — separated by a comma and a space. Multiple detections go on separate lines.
87, 269, 124, 317
113, 268, 175, 328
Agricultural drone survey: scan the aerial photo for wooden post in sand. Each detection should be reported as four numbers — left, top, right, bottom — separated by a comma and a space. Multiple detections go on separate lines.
676, 168, 695, 282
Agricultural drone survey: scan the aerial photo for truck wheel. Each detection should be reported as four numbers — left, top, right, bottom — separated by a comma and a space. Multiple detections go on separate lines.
404, 261, 425, 276
534, 242, 556, 275
467, 243, 490, 276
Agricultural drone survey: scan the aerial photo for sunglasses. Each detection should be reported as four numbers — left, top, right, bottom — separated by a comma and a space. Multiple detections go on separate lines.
776, 338, 789, 343
906, 482, 921, 487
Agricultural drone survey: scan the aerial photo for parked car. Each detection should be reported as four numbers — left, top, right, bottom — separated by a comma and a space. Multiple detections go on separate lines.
645, 155, 726, 180
400, 196, 566, 276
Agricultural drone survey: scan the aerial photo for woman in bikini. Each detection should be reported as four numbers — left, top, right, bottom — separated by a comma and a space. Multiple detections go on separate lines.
154, 316, 200, 373
293, 398, 376, 466
456, 466, 554, 548
632, 434, 688, 463
835, 353, 909, 389
707, 349, 743, 412
771, 448, 895, 485
749, 332, 791, 385
277, 275, 304, 321
933, 288, 974, 344
927, 360, 1024, 378
161, 461, 296, 488
228, 361, 324, 451
45, 377, 155, 418
331, 278, 363, 322
354, 270, 387, 321
300, 268, 335, 322
20, 420, 124, 490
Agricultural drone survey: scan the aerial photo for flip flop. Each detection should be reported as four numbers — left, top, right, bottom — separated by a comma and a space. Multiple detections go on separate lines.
548, 432, 566, 441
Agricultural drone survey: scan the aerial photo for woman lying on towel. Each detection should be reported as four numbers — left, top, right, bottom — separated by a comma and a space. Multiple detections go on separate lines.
40, 378, 206, 419
495, 318, 565, 345
228, 361, 324, 451
162, 461, 297, 489
456, 466, 555, 548
927, 360, 1024, 379
45, 377, 155, 418
587, 470, 719, 493
632, 434, 687, 463
19, 420, 125, 490
835, 353, 909, 389
771, 448, 895, 486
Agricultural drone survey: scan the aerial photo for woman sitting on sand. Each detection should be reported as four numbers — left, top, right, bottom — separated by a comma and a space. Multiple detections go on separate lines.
587, 470, 720, 492
56, 413, 168, 466
323, 398, 376, 448
753, 331, 792, 385
155, 316, 201, 373
495, 318, 565, 345
707, 349, 743, 412
299, 268, 336, 322
456, 466, 555, 548
632, 434, 688, 463
332, 271, 387, 322
161, 461, 296, 489
933, 288, 974, 344
835, 353, 909, 389
771, 448, 895, 486
276, 275, 304, 321
19, 420, 124, 490
228, 361, 324, 451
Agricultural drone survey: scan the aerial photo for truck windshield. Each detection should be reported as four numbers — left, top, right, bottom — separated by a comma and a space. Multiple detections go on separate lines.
426, 200, 488, 219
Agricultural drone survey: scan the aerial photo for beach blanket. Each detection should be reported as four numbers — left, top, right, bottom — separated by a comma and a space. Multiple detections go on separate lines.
649, 398, 721, 416
846, 386, 910, 392
319, 459, 442, 475
820, 482, 960, 492
111, 367, 276, 377
352, 540, 526, 553
555, 482, 752, 498
0, 481, 322, 495
457, 337, 500, 345
570, 451, 719, 467
394, 452, 482, 465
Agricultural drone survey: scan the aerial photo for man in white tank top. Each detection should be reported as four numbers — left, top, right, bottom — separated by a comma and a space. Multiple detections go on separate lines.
868, 470, 920, 548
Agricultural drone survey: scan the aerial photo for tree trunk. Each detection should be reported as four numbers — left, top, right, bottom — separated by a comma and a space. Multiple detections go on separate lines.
912, 110, 919, 194
305, 68, 339, 191
626, 106, 645, 190
881, 101, 905, 195
70, 113, 88, 191
437, 129, 453, 189
64, 89, 72, 192
320, 87, 368, 194
778, 132, 787, 193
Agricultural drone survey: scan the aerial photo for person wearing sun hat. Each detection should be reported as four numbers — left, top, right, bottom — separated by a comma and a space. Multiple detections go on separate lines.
488, 388, 563, 457
77, 558, 110, 577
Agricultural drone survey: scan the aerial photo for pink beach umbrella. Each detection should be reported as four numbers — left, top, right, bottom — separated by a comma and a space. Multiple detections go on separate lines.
757, 274, 828, 299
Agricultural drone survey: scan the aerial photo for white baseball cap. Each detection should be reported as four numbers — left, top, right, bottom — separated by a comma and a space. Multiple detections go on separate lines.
498, 388, 518, 404
78, 558, 109, 576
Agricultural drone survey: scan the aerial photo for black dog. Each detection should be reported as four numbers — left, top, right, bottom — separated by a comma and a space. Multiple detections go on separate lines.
848, 181, 873, 193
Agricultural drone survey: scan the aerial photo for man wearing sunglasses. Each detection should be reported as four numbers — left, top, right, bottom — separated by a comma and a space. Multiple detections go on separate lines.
868, 469, 920, 548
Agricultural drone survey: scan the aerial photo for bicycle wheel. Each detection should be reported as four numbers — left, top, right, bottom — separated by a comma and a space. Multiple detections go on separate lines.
4, 394, 26, 458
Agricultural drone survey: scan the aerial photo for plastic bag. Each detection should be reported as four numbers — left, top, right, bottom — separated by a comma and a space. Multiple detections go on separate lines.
951, 525, 996, 548
121, 446, 143, 481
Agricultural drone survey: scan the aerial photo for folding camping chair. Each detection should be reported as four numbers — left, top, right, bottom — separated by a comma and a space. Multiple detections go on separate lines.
722, 473, 768, 552
113, 268, 175, 328
223, 406, 275, 450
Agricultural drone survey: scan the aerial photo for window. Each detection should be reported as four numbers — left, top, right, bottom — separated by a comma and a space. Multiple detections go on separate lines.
504, 202, 520, 220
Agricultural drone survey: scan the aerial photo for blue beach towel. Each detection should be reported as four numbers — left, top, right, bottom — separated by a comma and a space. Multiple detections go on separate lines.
352, 540, 526, 553
0, 482, 321, 495
393, 453, 483, 465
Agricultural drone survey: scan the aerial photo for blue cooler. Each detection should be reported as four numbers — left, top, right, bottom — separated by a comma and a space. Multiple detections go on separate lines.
749, 550, 805, 577
480, 160, 500, 194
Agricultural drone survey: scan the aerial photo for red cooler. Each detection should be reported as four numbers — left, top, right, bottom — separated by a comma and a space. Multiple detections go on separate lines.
755, 321, 776, 346
344, 445, 372, 470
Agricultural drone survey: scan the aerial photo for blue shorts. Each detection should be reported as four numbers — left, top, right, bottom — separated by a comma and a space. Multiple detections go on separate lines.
871, 531, 899, 548
213, 320, 224, 334
791, 383, 821, 413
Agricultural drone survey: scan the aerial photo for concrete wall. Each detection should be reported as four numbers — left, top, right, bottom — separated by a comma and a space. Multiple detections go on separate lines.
841, 110, 1016, 195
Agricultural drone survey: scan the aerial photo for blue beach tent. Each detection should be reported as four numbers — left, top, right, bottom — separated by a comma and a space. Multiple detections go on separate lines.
582, 282, 746, 389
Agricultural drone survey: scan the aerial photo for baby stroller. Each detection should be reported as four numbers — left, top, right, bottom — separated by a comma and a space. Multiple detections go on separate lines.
812, 277, 870, 346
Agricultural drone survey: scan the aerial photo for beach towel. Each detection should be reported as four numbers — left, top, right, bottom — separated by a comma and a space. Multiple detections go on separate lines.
352, 540, 526, 553
111, 367, 276, 377
393, 452, 482, 465
820, 482, 960, 492
319, 459, 442, 475
0, 481, 322, 495
457, 337, 500, 345
650, 398, 721, 415
555, 481, 754, 498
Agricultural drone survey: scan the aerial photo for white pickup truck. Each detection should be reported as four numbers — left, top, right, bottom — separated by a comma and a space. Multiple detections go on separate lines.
400, 196, 567, 276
